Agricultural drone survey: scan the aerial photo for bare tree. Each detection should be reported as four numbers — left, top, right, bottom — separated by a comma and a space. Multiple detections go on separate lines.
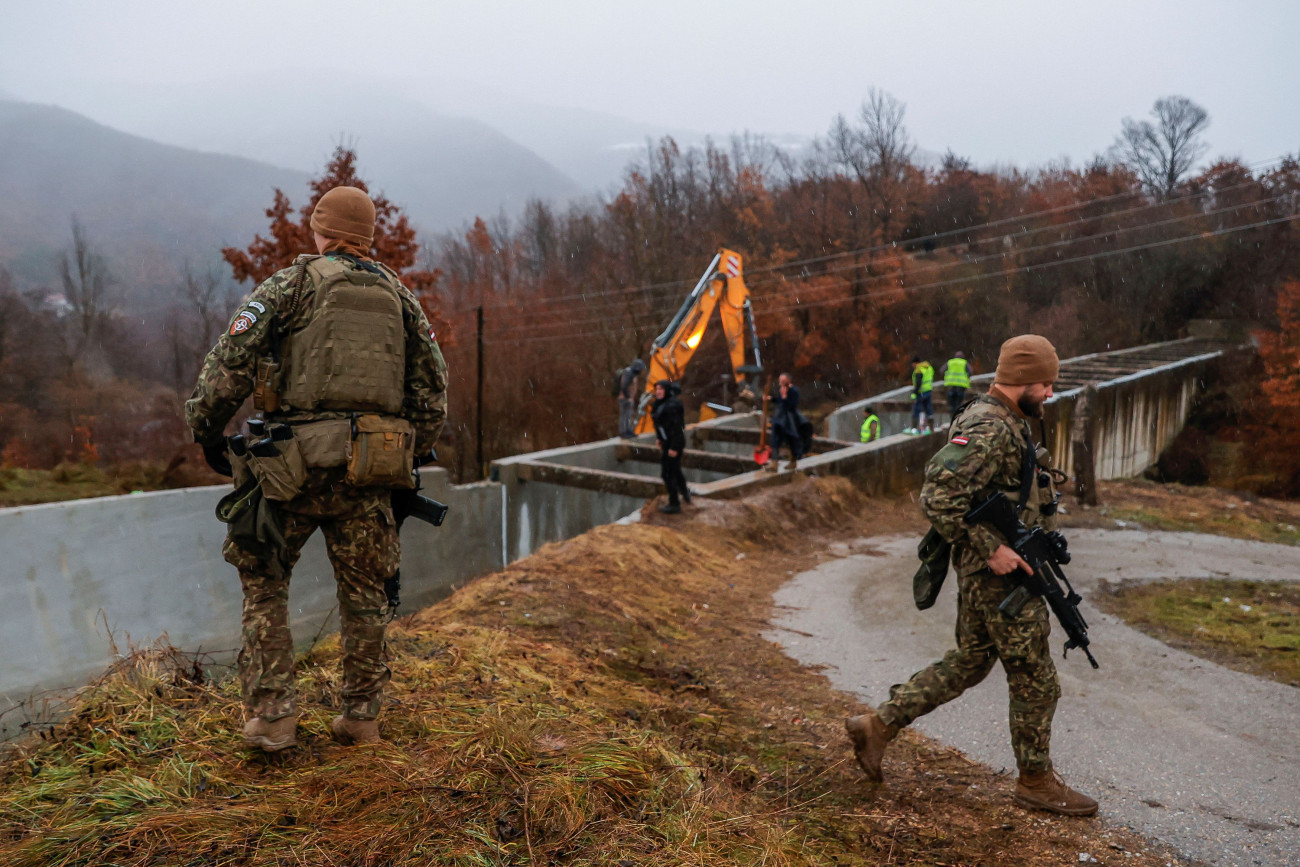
167, 264, 238, 391
56, 217, 115, 371
1114, 96, 1210, 199
859, 88, 915, 186
183, 264, 237, 351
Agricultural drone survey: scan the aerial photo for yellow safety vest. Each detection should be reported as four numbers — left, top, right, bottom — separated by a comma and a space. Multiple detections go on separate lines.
860, 413, 880, 442
944, 357, 970, 388
914, 362, 934, 394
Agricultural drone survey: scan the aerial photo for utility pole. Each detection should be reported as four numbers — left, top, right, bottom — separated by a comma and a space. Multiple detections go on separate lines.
476, 305, 485, 479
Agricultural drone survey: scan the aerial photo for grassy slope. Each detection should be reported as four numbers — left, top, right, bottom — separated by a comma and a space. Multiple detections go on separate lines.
1, 478, 1181, 865
0, 460, 224, 508
1069, 480, 1300, 689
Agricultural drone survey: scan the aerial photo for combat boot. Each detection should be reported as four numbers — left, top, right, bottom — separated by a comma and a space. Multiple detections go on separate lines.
1014, 768, 1098, 816
242, 715, 297, 752
845, 708, 898, 783
785, 459, 798, 470
658, 501, 682, 514
330, 714, 382, 746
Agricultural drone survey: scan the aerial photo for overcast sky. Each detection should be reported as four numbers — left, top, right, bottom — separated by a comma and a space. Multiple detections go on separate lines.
3, 0, 1297, 170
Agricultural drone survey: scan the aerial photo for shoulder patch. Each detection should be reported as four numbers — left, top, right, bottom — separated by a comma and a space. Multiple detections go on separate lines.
229, 311, 256, 336
951, 435, 969, 445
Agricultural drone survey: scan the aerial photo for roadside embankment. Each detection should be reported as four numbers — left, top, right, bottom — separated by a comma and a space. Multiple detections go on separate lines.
1, 477, 1181, 865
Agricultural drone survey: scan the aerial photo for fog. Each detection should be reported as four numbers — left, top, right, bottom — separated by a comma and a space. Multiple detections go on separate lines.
3, 0, 1297, 177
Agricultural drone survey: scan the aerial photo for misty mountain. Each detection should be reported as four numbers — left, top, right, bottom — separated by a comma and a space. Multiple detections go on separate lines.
26, 77, 582, 235
0, 98, 308, 298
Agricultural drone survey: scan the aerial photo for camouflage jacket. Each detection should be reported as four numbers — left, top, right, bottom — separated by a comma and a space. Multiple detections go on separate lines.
185, 254, 448, 452
919, 389, 1057, 577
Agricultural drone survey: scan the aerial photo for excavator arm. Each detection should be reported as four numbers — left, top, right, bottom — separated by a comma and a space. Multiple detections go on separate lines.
634, 248, 762, 435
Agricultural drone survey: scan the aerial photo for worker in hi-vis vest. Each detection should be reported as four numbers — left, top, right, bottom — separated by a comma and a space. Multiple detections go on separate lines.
908, 356, 934, 434
860, 405, 881, 442
942, 351, 971, 415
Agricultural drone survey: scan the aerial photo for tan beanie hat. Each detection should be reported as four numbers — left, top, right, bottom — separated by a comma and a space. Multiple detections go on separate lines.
310, 186, 375, 247
995, 334, 1059, 385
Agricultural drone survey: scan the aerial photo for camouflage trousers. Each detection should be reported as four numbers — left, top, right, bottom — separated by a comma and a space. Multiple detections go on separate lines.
223, 469, 399, 723
877, 568, 1061, 773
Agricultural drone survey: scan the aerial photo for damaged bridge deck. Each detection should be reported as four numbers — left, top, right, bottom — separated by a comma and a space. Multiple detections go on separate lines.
497, 336, 1249, 510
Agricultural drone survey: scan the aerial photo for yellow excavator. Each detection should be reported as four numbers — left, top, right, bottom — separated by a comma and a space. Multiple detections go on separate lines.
633, 248, 763, 435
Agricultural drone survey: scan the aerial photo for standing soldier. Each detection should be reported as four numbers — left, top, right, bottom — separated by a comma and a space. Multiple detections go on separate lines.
860, 405, 881, 443
844, 335, 1098, 816
942, 351, 971, 416
187, 186, 448, 752
907, 355, 935, 434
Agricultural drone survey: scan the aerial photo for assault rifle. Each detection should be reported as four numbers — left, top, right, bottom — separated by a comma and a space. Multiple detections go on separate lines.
386, 457, 449, 618
964, 491, 1099, 669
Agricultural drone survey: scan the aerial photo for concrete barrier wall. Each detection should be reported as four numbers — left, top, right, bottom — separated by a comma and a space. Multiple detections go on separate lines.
1, 467, 501, 730
491, 444, 646, 562
1, 345, 1233, 732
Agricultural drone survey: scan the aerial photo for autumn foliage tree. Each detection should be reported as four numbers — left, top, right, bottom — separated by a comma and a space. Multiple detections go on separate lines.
1254, 279, 1300, 493
222, 146, 451, 342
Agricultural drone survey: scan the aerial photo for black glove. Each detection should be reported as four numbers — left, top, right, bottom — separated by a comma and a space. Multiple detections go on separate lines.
202, 441, 233, 477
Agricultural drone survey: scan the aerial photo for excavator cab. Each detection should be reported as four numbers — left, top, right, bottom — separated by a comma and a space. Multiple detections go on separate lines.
633, 248, 763, 435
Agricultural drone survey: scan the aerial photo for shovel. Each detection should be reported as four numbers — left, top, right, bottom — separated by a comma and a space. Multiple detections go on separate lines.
753, 373, 773, 466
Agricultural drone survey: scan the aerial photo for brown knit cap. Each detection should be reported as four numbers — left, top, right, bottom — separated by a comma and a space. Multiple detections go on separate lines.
310, 186, 375, 247
995, 334, 1059, 385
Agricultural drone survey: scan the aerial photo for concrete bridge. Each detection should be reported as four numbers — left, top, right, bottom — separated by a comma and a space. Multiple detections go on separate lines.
0, 334, 1251, 735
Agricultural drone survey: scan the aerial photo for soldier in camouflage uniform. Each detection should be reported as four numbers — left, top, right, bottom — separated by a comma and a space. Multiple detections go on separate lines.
845, 335, 1098, 816
186, 186, 447, 751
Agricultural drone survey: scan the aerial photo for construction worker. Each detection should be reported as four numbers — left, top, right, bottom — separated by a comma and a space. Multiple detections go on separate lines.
187, 186, 448, 751
846, 334, 1099, 817
942, 351, 971, 415
860, 405, 881, 443
908, 356, 934, 434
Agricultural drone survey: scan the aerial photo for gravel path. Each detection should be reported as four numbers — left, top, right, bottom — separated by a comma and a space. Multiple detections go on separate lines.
767, 529, 1300, 867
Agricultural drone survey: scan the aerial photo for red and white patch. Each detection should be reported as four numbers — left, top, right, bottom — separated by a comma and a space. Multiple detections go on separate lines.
429, 326, 437, 341
951, 435, 970, 445
229, 313, 255, 336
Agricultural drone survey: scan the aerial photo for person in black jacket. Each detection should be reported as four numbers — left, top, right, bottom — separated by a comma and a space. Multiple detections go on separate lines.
651, 379, 690, 514
766, 372, 805, 471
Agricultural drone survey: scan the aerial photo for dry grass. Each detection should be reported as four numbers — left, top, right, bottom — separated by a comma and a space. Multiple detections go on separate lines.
1, 477, 1184, 865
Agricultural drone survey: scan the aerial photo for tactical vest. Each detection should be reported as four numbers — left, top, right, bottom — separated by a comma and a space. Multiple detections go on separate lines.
861, 413, 880, 442
943, 357, 970, 388
279, 255, 406, 415
915, 363, 934, 394
961, 397, 1054, 531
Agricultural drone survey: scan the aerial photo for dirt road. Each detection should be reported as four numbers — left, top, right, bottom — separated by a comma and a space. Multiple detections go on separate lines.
769, 529, 1300, 867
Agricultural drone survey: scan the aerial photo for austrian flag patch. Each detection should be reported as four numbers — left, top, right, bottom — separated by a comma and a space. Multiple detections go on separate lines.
951, 436, 970, 446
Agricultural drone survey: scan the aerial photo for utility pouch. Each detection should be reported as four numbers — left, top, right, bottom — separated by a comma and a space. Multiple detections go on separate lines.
913, 526, 952, 610
248, 426, 307, 501
293, 418, 352, 468
253, 358, 283, 413
229, 449, 254, 492
346, 414, 416, 489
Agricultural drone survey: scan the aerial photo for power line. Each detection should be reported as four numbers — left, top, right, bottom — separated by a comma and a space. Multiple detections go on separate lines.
480, 193, 1294, 342
461, 162, 1293, 329
480, 212, 1298, 347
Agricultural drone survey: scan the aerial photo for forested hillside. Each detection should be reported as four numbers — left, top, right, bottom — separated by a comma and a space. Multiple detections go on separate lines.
2, 92, 1298, 494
